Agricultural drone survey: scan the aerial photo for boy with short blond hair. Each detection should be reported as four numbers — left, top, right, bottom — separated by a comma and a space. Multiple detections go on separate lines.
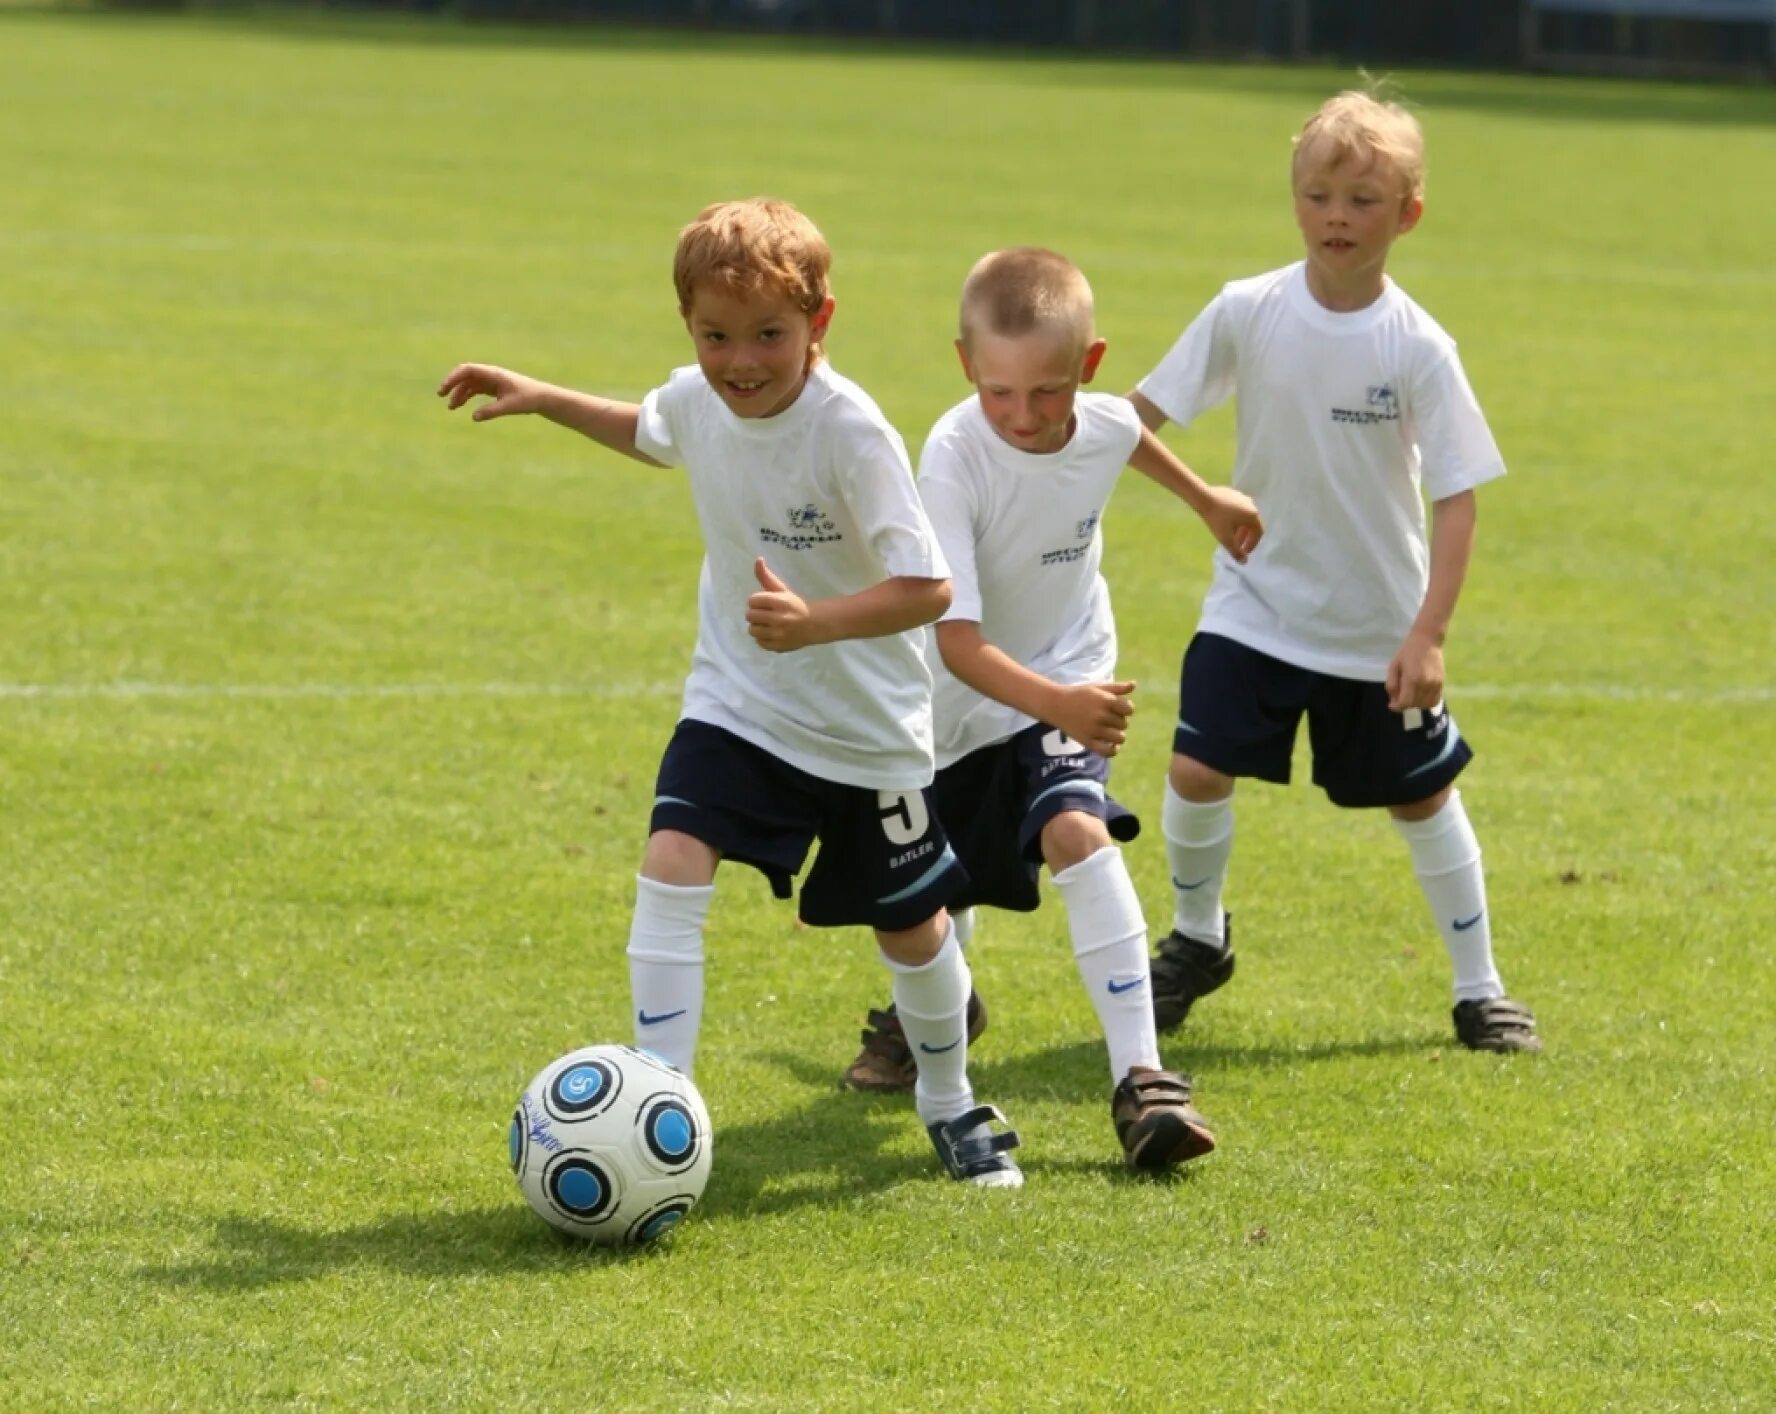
844, 246, 1264, 1170
1131, 91, 1541, 1052
440, 197, 1025, 1187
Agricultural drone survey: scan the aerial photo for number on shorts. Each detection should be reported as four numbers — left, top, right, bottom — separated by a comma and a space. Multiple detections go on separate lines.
877, 790, 929, 845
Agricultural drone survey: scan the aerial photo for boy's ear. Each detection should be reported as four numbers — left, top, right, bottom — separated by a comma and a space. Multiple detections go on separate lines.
1080, 338, 1108, 385
809, 295, 836, 342
1398, 195, 1425, 236
954, 337, 976, 383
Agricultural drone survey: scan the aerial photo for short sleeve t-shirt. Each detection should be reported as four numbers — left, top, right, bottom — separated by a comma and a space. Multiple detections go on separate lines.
634, 361, 948, 791
917, 392, 1143, 768
1138, 262, 1505, 680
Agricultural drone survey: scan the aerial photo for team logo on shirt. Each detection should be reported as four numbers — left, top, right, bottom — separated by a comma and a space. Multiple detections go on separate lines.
1040, 508, 1102, 567
1331, 385, 1400, 426
761, 503, 843, 552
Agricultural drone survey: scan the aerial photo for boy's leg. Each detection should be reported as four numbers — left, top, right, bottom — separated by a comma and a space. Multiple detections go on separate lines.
878, 913, 1022, 1189
1152, 633, 1307, 1030
636, 720, 820, 1078
1391, 786, 1499, 1000
1045, 812, 1216, 1169
876, 915, 974, 1125
1152, 755, 1240, 1031
1391, 787, 1540, 1052
802, 781, 1019, 1185
840, 749, 1014, 1094
1042, 813, 1161, 1084
842, 990, 987, 1095
1309, 688, 1538, 1052
627, 830, 718, 1077
1162, 758, 1236, 949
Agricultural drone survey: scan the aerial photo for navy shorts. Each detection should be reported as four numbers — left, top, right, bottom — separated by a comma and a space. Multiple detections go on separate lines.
931, 722, 1139, 913
649, 720, 966, 932
1172, 632, 1474, 809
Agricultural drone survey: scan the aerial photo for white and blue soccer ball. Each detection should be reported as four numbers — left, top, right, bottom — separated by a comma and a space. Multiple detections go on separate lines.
509, 1044, 712, 1245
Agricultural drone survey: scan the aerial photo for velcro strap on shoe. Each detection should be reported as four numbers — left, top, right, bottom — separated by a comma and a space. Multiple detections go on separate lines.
946, 1105, 1021, 1159
858, 1008, 905, 1048
1126, 1070, 1195, 1106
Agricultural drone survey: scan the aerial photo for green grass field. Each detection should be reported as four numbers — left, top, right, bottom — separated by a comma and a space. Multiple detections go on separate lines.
3, 9, 1774, 1408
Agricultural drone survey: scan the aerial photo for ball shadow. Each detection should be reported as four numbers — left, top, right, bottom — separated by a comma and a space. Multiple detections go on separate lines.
140, 1204, 658, 1292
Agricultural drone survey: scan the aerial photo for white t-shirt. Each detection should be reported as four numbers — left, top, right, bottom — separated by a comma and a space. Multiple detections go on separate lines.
634, 361, 948, 791
918, 392, 1143, 768
1138, 261, 1505, 681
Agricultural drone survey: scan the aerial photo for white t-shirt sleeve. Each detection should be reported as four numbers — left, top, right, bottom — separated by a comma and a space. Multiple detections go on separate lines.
1411, 348, 1506, 500
633, 368, 695, 468
1138, 292, 1237, 429
917, 459, 981, 624
1103, 392, 1145, 462
833, 418, 948, 582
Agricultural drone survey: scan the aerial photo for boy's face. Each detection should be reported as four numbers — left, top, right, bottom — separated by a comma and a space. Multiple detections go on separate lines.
957, 328, 1107, 455
1292, 143, 1423, 291
684, 281, 834, 419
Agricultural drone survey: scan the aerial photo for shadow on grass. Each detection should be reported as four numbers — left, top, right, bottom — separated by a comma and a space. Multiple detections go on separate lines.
11, 6, 1774, 128
139, 1083, 954, 1290
956, 1032, 1442, 1106
143, 1204, 659, 1291
138, 1022, 1445, 1289
746, 1047, 1212, 1187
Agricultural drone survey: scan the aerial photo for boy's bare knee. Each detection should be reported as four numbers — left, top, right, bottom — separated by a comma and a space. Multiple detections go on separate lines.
1169, 753, 1235, 803
1041, 810, 1112, 873
876, 912, 947, 967
1387, 785, 1452, 823
641, 829, 721, 887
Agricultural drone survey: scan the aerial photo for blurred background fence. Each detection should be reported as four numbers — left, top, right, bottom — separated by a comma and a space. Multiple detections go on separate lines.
265, 0, 1776, 77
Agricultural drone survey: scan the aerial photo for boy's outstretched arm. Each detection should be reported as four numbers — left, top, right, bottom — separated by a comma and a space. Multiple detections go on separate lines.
1127, 390, 1169, 431
437, 363, 663, 466
1128, 428, 1263, 563
745, 559, 950, 653
936, 620, 1134, 760
1388, 490, 1476, 712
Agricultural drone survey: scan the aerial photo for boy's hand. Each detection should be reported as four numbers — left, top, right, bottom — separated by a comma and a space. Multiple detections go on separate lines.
1387, 630, 1445, 712
1049, 681, 1136, 759
1201, 487, 1263, 563
437, 363, 544, 421
746, 559, 824, 653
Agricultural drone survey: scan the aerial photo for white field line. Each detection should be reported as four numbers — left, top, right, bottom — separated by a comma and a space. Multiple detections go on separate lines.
0, 681, 1769, 705
0, 681, 678, 702
5, 230, 1773, 292
1457, 683, 1773, 705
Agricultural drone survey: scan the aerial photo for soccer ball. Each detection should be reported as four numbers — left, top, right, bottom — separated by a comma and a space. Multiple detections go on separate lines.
509, 1044, 713, 1245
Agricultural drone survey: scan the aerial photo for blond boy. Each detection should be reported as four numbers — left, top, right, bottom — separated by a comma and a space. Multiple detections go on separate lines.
1132, 93, 1540, 1052
844, 248, 1263, 1170
440, 198, 1024, 1187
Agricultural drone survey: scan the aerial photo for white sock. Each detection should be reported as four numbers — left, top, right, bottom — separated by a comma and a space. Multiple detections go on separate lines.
952, 906, 977, 950
1054, 846, 1162, 1084
882, 924, 974, 1127
1163, 783, 1233, 945
1393, 791, 1505, 1003
626, 874, 714, 1077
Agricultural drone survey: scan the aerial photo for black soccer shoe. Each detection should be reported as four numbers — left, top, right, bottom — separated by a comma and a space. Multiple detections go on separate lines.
1150, 914, 1235, 1032
1453, 996, 1543, 1053
927, 1104, 1023, 1188
1112, 1069, 1216, 1172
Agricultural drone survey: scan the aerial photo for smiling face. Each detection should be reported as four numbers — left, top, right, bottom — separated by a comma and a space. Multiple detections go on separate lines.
958, 326, 1106, 455
684, 281, 834, 419
1292, 140, 1424, 309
